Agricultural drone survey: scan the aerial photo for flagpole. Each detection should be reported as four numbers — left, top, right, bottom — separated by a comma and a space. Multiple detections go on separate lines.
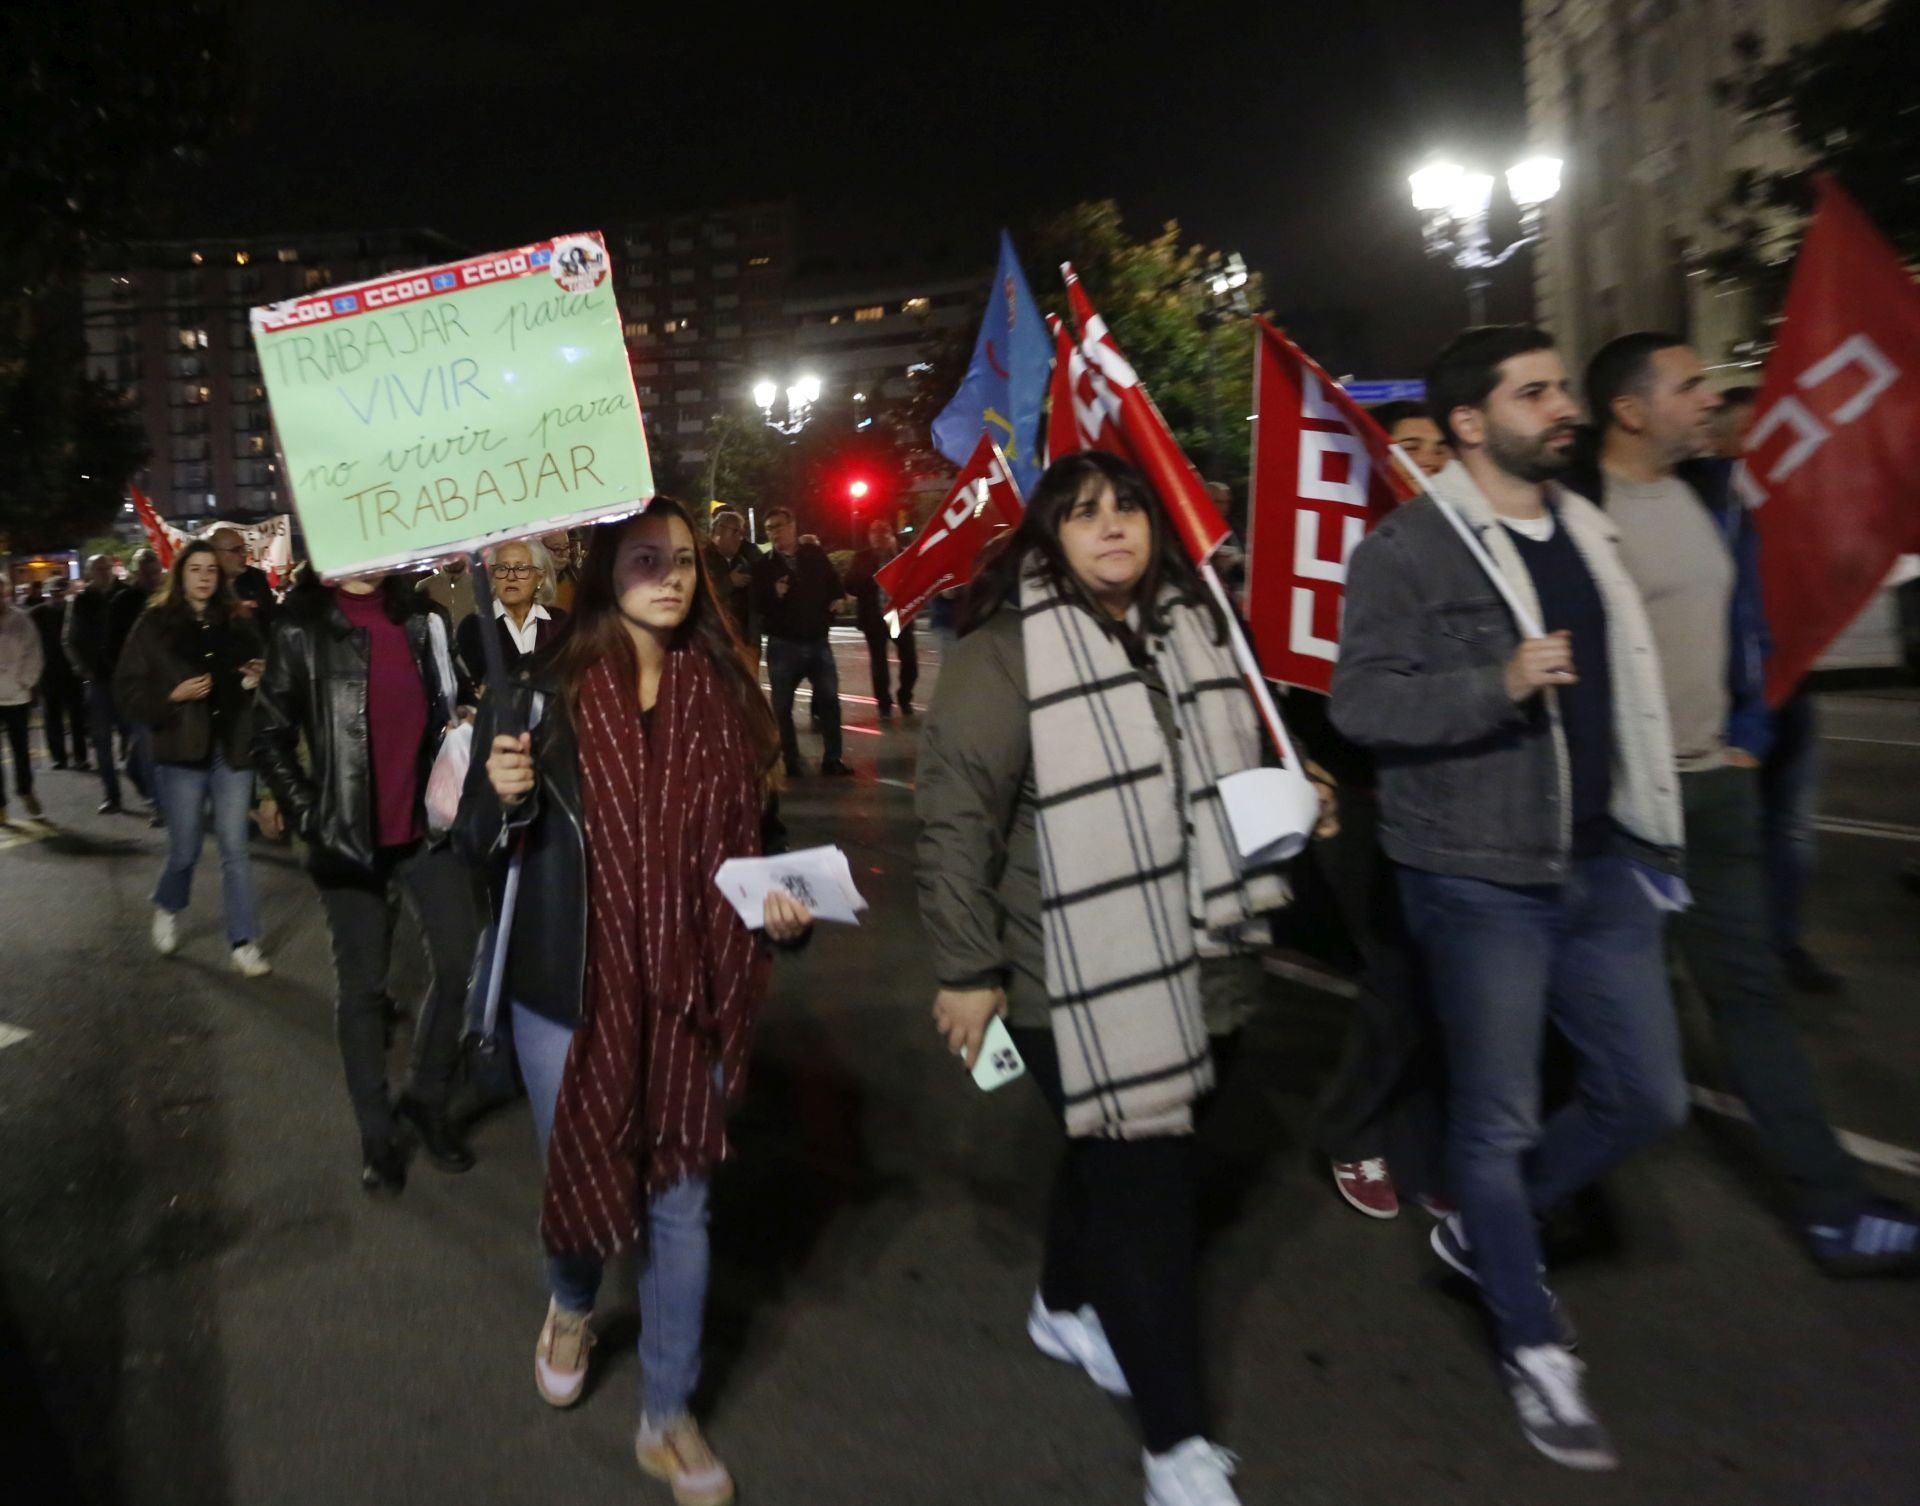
1198, 559, 1301, 771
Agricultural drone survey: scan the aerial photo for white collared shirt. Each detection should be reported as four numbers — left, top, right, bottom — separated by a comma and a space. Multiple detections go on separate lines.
494, 600, 550, 655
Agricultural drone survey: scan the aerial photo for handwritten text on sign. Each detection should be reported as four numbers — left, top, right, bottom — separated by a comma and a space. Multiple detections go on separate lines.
251, 233, 652, 577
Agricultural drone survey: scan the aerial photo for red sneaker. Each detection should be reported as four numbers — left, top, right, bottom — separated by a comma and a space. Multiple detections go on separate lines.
1331, 1157, 1400, 1219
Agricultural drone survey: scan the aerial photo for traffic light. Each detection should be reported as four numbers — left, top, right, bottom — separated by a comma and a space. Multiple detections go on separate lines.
847, 478, 870, 500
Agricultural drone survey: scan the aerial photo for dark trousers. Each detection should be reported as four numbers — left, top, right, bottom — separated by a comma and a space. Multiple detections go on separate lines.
860, 619, 917, 711
84, 680, 122, 804
1311, 793, 1446, 1197
0, 704, 32, 805
1759, 690, 1820, 955
314, 842, 480, 1144
1015, 1026, 1207, 1454
766, 636, 842, 766
1673, 766, 1864, 1221
39, 676, 86, 766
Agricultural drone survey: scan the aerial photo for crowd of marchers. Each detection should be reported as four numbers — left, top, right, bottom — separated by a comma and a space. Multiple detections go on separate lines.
2, 323, 1918, 1506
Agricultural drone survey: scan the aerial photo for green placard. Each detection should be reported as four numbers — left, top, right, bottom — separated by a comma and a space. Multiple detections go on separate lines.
250, 232, 652, 577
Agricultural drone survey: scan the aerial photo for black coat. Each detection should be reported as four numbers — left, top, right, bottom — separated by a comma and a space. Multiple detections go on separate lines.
455, 606, 567, 688
29, 599, 76, 687
113, 608, 263, 768
253, 584, 458, 873
62, 585, 119, 680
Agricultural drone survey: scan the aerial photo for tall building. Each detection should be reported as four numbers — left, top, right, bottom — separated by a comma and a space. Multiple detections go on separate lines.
82, 231, 463, 522
786, 272, 978, 415
1525, 0, 1855, 370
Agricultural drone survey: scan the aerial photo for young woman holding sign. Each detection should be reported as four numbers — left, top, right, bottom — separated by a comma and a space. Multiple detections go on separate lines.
915, 453, 1324, 1506
457, 497, 810, 1506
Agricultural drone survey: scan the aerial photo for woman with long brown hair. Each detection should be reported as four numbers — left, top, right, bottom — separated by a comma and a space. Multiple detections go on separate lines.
457, 497, 809, 1506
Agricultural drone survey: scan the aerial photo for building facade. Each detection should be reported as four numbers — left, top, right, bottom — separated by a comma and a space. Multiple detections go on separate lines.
1524, 0, 1857, 373
83, 231, 463, 522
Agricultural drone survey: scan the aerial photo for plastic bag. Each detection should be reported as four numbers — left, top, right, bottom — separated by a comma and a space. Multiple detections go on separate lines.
426, 720, 474, 835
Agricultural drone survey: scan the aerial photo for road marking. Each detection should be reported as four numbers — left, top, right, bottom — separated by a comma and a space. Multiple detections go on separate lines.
844, 724, 882, 736
0, 1022, 32, 1052
874, 777, 916, 792
1823, 735, 1920, 749
1262, 957, 1920, 1181
1812, 816, 1920, 845
0, 820, 55, 852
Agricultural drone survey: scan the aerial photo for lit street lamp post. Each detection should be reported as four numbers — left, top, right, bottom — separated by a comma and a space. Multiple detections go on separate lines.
1408, 155, 1563, 325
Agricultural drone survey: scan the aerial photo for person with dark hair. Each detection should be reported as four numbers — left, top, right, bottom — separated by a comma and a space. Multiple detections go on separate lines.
459, 498, 811, 1506
1334, 326, 1690, 1470
253, 565, 481, 1193
1369, 400, 1450, 477
110, 548, 165, 817
1579, 331, 1919, 1274
113, 539, 272, 974
753, 506, 850, 776
843, 515, 917, 718
918, 451, 1310, 1506
29, 578, 87, 771
65, 553, 130, 812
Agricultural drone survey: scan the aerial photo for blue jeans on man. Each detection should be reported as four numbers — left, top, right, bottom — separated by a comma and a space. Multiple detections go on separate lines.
514, 1002, 710, 1421
766, 635, 842, 769
152, 751, 262, 944
1398, 855, 1689, 1354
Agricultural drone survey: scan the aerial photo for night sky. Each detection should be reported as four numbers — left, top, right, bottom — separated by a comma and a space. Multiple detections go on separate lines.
176, 0, 1531, 377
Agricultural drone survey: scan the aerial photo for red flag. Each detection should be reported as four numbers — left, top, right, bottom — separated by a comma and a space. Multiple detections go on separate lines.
1743, 178, 1920, 703
1044, 315, 1083, 467
874, 435, 1023, 630
1058, 265, 1231, 563
130, 485, 183, 569
1244, 318, 1419, 693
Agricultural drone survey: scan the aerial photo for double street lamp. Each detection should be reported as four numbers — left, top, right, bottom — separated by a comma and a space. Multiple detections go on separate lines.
1408, 155, 1563, 325
752, 372, 824, 435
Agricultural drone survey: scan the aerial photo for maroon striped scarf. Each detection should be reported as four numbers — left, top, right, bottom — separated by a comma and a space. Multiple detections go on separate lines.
540, 646, 769, 1258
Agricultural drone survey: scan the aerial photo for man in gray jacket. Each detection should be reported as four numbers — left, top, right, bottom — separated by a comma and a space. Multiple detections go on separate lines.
1332, 325, 1688, 1472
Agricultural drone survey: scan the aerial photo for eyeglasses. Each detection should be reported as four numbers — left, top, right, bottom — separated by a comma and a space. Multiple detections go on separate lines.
491, 563, 537, 579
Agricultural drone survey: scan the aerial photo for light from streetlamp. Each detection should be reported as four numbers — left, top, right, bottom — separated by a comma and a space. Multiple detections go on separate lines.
1450, 173, 1496, 221
751, 378, 777, 409
1506, 156, 1564, 209
1409, 160, 1464, 212
794, 374, 822, 406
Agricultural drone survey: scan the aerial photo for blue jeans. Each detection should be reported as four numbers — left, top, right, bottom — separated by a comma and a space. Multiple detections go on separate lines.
84, 680, 121, 804
153, 752, 262, 944
766, 635, 842, 766
1398, 857, 1688, 1354
514, 1002, 710, 1421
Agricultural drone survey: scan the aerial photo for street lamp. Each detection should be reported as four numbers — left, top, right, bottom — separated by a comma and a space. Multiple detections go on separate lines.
751, 371, 824, 435
1409, 153, 1563, 324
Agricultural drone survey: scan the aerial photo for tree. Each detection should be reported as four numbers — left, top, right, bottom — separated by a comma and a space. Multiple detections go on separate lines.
1703, 1, 1920, 311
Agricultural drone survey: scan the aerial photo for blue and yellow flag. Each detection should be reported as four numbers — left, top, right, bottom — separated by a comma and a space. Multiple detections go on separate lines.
932, 231, 1049, 497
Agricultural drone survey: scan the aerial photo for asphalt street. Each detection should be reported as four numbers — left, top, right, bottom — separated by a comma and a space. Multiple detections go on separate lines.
1, 633, 1916, 1506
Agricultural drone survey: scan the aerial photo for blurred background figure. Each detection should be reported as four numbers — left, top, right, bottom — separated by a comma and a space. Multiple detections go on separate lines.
457, 538, 566, 685
1370, 400, 1451, 478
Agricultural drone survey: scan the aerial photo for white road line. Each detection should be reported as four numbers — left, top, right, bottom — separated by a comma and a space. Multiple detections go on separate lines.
1262, 957, 1920, 1181
874, 777, 916, 792
1823, 735, 1920, 749
0, 1022, 32, 1052
1812, 816, 1920, 845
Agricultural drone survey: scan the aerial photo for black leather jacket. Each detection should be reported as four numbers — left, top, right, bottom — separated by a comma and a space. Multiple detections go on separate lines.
253, 583, 458, 874
454, 676, 794, 1027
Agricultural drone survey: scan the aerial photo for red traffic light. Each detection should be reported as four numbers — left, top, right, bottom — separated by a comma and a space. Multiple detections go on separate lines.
847, 478, 871, 500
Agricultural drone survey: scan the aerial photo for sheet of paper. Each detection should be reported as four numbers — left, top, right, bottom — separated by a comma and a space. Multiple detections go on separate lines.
714, 845, 868, 928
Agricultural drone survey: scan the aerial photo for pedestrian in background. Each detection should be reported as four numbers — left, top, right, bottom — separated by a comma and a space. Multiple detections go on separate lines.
110, 548, 164, 818
254, 566, 480, 1194
461, 498, 810, 1506
844, 516, 918, 719
30, 579, 87, 771
113, 539, 273, 976
917, 451, 1306, 1506
542, 529, 580, 613
754, 507, 851, 777
420, 552, 478, 627
209, 526, 279, 636
1370, 399, 1452, 478
702, 508, 761, 667
64, 554, 129, 813
0, 581, 45, 823
456, 538, 566, 686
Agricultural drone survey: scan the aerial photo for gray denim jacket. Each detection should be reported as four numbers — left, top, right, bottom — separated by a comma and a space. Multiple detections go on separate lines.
1329, 463, 1682, 887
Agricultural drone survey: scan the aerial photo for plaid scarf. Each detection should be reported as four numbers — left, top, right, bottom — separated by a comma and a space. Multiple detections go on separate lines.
1021, 564, 1288, 1138
540, 647, 769, 1258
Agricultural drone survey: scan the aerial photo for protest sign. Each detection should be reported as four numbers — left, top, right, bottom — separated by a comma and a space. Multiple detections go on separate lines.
250, 232, 652, 578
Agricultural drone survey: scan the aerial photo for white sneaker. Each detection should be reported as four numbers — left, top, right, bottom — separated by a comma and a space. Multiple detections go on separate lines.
151, 908, 178, 956
1027, 1292, 1130, 1396
534, 1298, 594, 1408
230, 942, 272, 978
1144, 1437, 1241, 1506
1504, 1344, 1617, 1470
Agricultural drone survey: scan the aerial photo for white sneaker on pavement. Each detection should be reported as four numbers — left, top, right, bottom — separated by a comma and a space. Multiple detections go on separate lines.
151, 907, 178, 957
1026, 1291, 1130, 1396
1144, 1437, 1241, 1506
1504, 1344, 1617, 1470
230, 942, 272, 978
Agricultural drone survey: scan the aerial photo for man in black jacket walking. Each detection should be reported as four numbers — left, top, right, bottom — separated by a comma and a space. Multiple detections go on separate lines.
844, 517, 917, 719
29, 580, 87, 769
754, 507, 851, 777
64, 554, 128, 811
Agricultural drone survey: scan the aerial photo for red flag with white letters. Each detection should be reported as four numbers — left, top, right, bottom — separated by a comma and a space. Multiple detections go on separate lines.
874, 434, 1022, 630
130, 485, 186, 569
1244, 318, 1418, 692
1742, 178, 1920, 703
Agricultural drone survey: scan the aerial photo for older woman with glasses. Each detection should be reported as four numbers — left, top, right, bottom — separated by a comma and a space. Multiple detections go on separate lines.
456, 538, 568, 686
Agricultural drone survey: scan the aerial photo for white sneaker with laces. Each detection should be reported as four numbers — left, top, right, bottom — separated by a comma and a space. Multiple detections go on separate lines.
1504, 1344, 1617, 1470
1026, 1292, 1130, 1396
1144, 1437, 1241, 1506
230, 942, 272, 978
151, 907, 178, 957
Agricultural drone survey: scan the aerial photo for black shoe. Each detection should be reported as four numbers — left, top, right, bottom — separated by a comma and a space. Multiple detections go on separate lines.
1782, 946, 1844, 995
360, 1135, 407, 1196
97, 799, 123, 815
396, 1095, 475, 1173
819, 759, 855, 777
899, 701, 915, 717
74, 762, 93, 773
877, 702, 893, 720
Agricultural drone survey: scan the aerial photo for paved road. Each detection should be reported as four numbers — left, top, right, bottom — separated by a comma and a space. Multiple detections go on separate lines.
2, 642, 1916, 1505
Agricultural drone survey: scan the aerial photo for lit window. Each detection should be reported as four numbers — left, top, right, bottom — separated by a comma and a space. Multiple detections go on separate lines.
855, 306, 885, 322
277, 248, 299, 263
623, 321, 651, 338
829, 315, 842, 325
190, 251, 204, 266
748, 256, 771, 268
663, 320, 679, 334
304, 268, 329, 290
250, 435, 268, 453
678, 417, 705, 434
235, 251, 251, 267
901, 297, 929, 316
675, 389, 704, 403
